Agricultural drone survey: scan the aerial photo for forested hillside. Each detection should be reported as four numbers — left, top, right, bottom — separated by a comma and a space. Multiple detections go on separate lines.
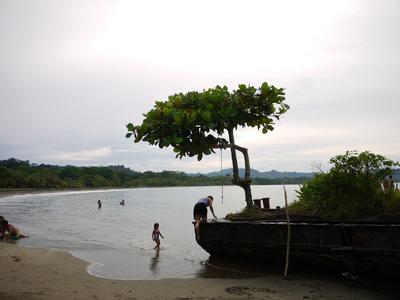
0, 158, 310, 189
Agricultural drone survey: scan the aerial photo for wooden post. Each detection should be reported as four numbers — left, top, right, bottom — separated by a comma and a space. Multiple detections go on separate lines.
283, 184, 291, 278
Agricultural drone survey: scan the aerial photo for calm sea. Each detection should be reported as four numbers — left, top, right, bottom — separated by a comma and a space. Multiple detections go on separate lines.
0, 185, 299, 280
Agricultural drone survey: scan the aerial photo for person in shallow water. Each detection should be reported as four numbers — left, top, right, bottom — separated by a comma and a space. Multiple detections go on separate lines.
120, 199, 125, 205
97, 200, 102, 209
0, 216, 5, 236
0, 219, 28, 241
193, 196, 217, 240
152, 223, 164, 250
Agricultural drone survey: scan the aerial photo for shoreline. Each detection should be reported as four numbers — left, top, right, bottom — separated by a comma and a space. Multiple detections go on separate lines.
0, 183, 302, 199
0, 243, 397, 300
0, 187, 131, 199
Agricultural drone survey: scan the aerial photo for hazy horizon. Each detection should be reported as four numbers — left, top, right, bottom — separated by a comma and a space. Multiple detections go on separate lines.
1, 156, 315, 174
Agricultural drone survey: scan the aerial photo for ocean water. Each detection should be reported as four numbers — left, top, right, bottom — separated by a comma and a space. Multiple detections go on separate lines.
0, 185, 299, 280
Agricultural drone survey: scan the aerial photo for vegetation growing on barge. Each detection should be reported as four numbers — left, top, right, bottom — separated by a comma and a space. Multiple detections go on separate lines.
290, 151, 399, 219
227, 151, 400, 221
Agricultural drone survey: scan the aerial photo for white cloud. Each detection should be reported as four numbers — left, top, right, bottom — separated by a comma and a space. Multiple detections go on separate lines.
1, 0, 399, 172
44, 147, 112, 162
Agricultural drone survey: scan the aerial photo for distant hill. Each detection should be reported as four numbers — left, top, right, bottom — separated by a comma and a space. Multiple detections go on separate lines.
203, 168, 314, 179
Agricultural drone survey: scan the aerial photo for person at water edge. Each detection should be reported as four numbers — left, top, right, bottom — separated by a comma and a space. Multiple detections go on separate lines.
0, 219, 27, 241
383, 175, 395, 191
0, 216, 4, 236
152, 223, 164, 250
193, 196, 217, 240
97, 200, 102, 208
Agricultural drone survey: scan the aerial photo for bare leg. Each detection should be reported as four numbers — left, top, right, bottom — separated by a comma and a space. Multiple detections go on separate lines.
194, 215, 201, 240
154, 241, 160, 249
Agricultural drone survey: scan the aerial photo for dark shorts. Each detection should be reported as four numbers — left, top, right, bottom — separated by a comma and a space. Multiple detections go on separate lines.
193, 202, 207, 219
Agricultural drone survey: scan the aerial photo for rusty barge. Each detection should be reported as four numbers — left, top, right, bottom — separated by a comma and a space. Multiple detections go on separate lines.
196, 219, 400, 275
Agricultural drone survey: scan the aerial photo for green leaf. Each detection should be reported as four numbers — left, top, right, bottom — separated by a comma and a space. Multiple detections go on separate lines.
126, 123, 134, 131
174, 137, 183, 144
173, 115, 182, 125
201, 111, 211, 122
261, 82, 269, 94
188, 112, 197, 123
239, 84, 246, 92
162, 107, 170, 117
125, 133, 133, 138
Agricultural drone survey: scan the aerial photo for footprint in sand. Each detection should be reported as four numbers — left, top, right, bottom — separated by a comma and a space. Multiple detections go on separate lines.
226, 286, 276, 296
10, 255, 21, 262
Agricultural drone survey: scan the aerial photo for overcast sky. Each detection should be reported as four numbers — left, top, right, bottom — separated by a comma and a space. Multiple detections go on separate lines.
1, 0, 399, 173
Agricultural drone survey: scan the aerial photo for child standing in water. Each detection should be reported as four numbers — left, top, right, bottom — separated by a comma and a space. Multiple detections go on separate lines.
152, 223, 164, 250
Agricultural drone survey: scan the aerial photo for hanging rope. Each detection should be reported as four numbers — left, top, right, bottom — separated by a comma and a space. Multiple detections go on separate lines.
220, 148, 224, 204
283, 183, 291, 278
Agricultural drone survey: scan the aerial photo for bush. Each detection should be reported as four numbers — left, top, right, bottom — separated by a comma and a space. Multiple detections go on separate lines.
382, 189, 400, 214
292, 151, 399, 219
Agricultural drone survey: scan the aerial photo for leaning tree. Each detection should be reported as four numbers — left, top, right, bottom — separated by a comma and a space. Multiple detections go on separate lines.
126, 83, 289, 207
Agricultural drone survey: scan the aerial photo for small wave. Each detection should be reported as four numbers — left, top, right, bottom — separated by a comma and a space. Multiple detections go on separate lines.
129, 238, 171, 251
90, 261, 104, 267
130, 239, 159, 251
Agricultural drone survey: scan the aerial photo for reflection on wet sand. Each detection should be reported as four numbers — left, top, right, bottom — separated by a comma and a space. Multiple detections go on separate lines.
150, 249, 160, 274
194, 256, 281, 279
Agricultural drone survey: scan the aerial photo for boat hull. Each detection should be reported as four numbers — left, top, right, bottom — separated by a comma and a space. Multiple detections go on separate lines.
196, 220, 400, 274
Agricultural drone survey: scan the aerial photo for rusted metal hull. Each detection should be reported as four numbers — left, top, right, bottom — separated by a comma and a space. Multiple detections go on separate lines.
196, 220, 400, 274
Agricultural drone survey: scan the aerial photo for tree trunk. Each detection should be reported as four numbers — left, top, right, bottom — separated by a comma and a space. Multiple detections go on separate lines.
228, 128, 240, 183
228, 128, 253, 207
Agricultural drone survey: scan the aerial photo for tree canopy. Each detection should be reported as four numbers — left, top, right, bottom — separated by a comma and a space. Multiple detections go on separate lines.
126, 83, 289, 206
126, 83, 288, 161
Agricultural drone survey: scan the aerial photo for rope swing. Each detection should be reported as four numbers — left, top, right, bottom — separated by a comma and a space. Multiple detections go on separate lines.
283, 183, 291, 278
220, 148, 224, 204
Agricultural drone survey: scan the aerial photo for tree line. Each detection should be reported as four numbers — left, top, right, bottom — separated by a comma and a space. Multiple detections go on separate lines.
0, 158, 308, 189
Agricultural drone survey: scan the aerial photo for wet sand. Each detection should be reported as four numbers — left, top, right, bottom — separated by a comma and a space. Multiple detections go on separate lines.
0, 188, 120, 199
0, 188, 45, 198
0, 242, 397, 300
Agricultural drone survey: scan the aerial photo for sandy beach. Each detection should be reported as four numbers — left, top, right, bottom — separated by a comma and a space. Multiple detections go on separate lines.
0, 188, 122, 199
0, 242, 397, 300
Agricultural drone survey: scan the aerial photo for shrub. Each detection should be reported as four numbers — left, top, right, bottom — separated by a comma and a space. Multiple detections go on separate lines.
292, 151, 399, 219
382, 189, 400, 214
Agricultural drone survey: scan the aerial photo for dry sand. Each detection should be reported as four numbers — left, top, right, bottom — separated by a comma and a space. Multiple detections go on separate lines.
0, 242, 397, 300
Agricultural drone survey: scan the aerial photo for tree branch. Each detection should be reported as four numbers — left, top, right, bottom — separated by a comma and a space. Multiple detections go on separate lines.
214, 143, 252, 186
